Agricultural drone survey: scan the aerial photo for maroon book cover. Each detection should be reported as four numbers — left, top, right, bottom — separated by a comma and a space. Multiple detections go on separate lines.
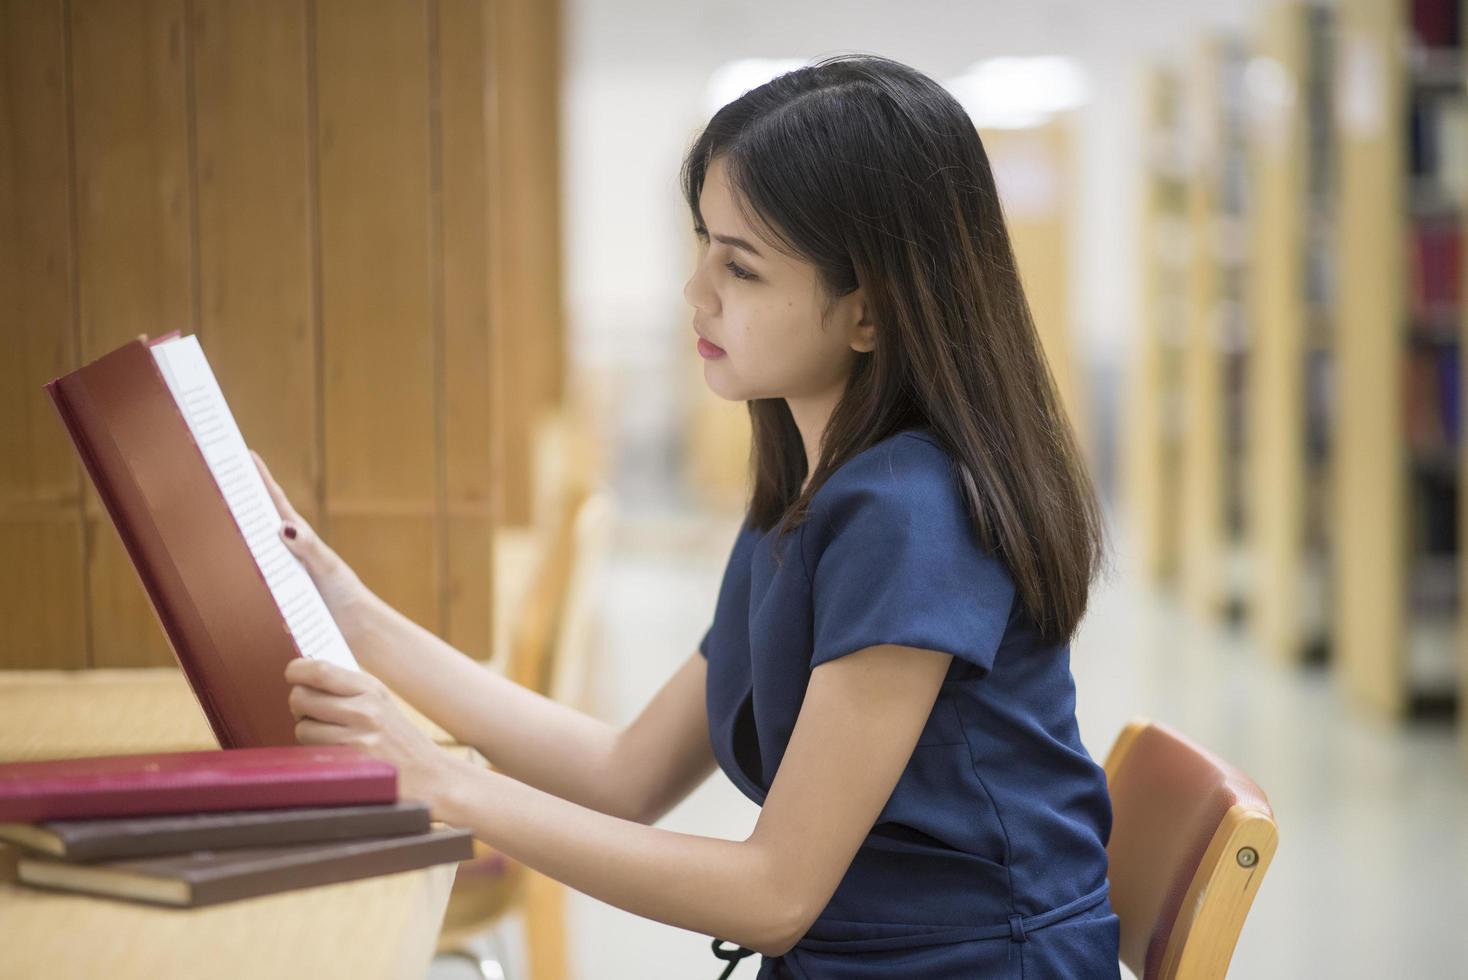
0, 746, 397, 823
0, 801, 431, 863
17, 826, 474, 908
43, 334, 335, 748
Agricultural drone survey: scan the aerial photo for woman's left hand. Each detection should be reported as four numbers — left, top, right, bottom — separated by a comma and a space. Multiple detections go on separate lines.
285, 657, 458, 818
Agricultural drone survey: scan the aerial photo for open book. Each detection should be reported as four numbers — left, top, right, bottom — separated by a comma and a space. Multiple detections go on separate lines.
45, 333, 359, 748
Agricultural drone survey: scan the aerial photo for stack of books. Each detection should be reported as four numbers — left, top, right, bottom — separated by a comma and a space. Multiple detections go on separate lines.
0, 744, 473, 908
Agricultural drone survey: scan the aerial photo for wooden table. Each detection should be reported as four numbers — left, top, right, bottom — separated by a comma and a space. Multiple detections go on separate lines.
0, 669, 470, 980
0, 529, 549, 980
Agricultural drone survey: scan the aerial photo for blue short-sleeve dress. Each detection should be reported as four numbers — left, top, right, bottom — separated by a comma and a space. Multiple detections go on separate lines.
698, 427, 1121, 979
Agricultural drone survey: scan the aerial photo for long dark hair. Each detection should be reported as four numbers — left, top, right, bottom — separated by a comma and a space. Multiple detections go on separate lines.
680, 54, 1108, 647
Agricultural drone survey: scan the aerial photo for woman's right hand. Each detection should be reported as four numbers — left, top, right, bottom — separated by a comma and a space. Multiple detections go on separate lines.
250, 449, 375, 636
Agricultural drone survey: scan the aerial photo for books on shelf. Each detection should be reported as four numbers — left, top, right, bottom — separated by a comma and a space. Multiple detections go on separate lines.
1408, 218, 1463, 319
44, 333, 360, 749
1410, 0, 1462, 50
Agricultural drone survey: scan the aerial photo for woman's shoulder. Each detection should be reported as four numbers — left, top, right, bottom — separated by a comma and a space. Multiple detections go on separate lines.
811, 427, 961, 516
804, 427, 984, 559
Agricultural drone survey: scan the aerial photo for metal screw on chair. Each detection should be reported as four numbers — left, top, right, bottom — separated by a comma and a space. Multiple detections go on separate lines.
1236, 847, 1258, 868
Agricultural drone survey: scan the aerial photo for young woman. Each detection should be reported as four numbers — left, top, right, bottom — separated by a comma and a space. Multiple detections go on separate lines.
257, 54, 1119, 979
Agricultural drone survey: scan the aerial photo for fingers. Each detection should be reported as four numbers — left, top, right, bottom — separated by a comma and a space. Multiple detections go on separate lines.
277, 511, 324, 567
250, 449, 302, 525
287, 683, 374, 727
285, 656, 369, 697
294, 716, 352, 746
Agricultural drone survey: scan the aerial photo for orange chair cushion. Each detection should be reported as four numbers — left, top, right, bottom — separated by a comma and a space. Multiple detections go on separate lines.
1106, 723, 1272, 978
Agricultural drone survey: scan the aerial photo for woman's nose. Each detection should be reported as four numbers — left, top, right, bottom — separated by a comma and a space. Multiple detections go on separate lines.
683, 265, 715, 314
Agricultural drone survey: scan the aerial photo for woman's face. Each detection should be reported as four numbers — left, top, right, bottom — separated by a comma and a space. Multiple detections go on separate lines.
683, 156, 872, 404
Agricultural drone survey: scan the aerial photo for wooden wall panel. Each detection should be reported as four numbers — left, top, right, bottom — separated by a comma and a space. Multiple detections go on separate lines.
438, 0, 495, 659
191, 0, 321, 528
71, 0, 194, 668
0, 0, 87, 670
491, 0, 564, 527
2, 0, 552, 672
315, 0, 440, 629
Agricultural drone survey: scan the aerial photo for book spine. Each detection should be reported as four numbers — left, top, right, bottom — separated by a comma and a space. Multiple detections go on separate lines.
59, 806, 431, 862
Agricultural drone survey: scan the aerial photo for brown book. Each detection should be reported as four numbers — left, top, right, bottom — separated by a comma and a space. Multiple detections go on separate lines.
15, 826, 474, 907
44, 333, 362, 748
0, 801, 430, 862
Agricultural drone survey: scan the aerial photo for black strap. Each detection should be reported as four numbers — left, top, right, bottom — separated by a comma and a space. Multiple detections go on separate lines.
711, 938, 758, 979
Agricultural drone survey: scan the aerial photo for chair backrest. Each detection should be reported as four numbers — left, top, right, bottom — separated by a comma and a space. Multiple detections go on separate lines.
1103, 718, 1278, 980
547, 489, 616, 710
506, 400, 608, 696
507, 479, 592, 698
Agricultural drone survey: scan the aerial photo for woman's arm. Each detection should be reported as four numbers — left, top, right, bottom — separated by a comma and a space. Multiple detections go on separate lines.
287, 641, 946, 953
348, 596, 716, 823
253, 447, 716, 825
422, 642, 953, 955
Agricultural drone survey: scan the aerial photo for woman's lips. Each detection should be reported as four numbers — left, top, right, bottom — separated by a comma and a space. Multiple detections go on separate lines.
697, 337, 726, 359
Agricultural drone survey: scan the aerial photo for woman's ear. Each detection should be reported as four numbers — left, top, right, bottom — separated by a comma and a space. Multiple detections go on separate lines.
849, 293, 877, 354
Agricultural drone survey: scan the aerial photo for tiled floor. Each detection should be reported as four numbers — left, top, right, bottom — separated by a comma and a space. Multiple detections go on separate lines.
433, 500, 1468, 979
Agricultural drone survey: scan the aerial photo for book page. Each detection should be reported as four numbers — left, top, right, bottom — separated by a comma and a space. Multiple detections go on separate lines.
150, 336, 360, 672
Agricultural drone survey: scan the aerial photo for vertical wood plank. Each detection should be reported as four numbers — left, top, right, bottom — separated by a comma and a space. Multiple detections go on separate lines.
530, 0, 564, 414
0, 0, 88, 670
490, 0, 563, 528
525, 867, 569, 980
190, 0, 320, 529
1177, 40, 1227, 621
0, 0, 78, 507
1334, 0, 1407, 717
315, 0, 440, 629
70, 0, 194, 668
1246, 5, 1309, 665
438, 0, 495, 660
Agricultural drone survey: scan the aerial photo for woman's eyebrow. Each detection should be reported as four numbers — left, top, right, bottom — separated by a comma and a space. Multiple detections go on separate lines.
710, 232, 763, 259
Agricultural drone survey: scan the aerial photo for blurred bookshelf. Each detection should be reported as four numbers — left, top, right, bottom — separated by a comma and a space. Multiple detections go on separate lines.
1245, 1, 1338, 668
1178, 36, 1253, 624
1134, 0, 1468, 748
1218, 39, 1255, 629
1302, 3, 1338, 668
1126, 66, 1190, 587
1334, 0, 1464, 720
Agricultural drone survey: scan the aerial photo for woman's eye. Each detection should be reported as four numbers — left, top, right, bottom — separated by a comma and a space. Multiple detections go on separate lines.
725, 260, 755, 281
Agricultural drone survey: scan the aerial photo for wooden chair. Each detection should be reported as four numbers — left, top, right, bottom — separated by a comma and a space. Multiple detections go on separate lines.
1103, 718, 1278, 980
435, 407, 614, 980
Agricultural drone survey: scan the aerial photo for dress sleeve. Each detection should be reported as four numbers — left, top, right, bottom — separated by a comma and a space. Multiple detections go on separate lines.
698, 518, 756, 662
806, 474, 1016, 678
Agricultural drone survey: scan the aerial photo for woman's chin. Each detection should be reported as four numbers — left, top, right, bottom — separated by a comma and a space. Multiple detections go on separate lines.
702, 371, 746, 403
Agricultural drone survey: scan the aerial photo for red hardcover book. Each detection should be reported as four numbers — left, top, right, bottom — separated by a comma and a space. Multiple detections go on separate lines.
0, 746, 396, 823
44, 334, 360, 748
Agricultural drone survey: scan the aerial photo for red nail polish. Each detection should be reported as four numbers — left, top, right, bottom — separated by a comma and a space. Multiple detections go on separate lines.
283, 524, 297, 540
